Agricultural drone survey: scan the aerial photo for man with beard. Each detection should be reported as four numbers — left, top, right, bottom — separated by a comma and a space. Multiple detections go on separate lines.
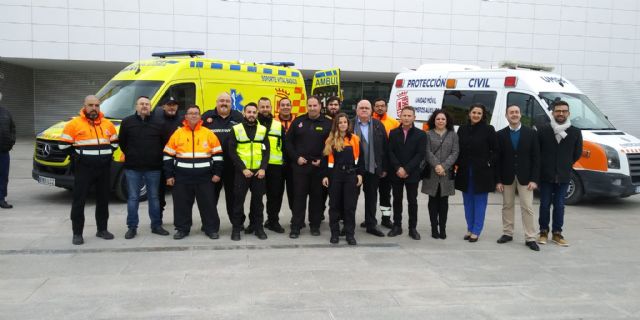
325, 96, 341, 119
119, 96, 169, 239
257, 97, 286, 233
285, 96, 331, 238
373, 98, 399, 229
59, 95, 119, 245
202, 92, 243, 226
228, 103, 270, 240
537, 100, 582, 247
153, 97, 183, 214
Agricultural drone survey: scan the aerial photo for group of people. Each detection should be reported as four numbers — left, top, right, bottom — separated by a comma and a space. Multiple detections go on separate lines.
60, 92, 582, 251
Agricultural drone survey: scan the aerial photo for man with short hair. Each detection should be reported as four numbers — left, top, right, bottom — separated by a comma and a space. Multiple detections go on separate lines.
495, 105, 540, 251
257, 97, 286, 233
276, 98, 296, 218
373, 98, 399, 228
285, 96, 332, 238
119, 96, 169, 239
537, 101, 582, 247
154, 97, 183, 214
352, 99, 388, 237
228, 103, 270, 240
164, 105, 223, 240
202, 93, 243, 226
59, 95, 119, 245
326, 96, 341, 119
387, 106, 427, 240
0, 92, 16, 209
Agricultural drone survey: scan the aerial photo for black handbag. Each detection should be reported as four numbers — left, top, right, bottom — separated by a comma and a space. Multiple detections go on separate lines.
421, 131, 448, 179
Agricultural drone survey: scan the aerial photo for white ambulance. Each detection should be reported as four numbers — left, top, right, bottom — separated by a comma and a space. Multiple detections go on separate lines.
389, 62, 640, 204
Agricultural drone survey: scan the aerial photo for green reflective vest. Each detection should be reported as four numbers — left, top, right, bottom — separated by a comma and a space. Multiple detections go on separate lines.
266, 119, 283, 165
233, 123, 267, 170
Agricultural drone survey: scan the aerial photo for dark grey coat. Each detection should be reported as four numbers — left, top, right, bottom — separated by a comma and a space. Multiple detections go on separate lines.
421, 130, 459, 197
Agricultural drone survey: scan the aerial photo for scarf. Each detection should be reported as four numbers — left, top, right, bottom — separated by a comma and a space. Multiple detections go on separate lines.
550, 118, 571, 143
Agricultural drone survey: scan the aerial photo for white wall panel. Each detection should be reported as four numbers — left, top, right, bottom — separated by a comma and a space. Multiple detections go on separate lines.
69, 9, 104, 28
0, 22, 30, 41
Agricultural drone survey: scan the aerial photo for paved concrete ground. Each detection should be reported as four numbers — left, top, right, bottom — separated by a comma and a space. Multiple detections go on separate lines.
1, 139, 639, 319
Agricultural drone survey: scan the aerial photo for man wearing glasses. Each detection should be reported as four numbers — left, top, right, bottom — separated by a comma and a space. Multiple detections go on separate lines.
164, 105, 224, 240
537, 100, 582, 247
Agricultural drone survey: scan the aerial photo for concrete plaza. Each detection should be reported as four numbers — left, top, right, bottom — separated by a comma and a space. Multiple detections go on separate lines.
1, 140, 639, 319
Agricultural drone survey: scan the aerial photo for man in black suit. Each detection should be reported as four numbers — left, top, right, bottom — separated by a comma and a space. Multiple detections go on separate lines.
387, 106, 427, 240
496, 105, 540, 251
352, 99, 388, 237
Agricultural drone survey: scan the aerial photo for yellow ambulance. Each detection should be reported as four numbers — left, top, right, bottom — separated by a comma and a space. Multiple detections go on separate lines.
32, 50, 332, 200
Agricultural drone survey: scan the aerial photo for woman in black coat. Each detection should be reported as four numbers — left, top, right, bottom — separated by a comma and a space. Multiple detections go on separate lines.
455, 103, 499, 242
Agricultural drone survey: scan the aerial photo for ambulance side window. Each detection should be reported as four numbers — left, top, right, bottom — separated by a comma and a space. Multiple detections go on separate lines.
507, 92, 548, 128
442, 90, 497, 126
156, 83, 196, 112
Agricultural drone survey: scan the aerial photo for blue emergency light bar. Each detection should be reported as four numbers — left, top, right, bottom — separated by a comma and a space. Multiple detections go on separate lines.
262, 62, 295, 67
152, 51, 205, 58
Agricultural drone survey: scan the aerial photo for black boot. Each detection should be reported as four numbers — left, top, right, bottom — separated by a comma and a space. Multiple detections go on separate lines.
431, 225, 440, 239
439, 225, 446, 239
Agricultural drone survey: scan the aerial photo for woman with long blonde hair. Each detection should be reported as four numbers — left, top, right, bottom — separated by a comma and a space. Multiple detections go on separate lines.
322, 113, 363, 245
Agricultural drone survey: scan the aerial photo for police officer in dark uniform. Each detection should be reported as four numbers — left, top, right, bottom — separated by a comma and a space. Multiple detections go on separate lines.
285, 96, 332, 238
201, 92, 243, 226
153, 97, 183, 215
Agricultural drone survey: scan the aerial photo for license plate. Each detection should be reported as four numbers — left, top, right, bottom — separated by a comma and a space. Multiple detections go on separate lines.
37, 176, 56, 186
636, 186, 640, 193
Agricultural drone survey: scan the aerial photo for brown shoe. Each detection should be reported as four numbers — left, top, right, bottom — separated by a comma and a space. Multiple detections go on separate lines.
537, 231, 548, 245
552, 232, 569, 247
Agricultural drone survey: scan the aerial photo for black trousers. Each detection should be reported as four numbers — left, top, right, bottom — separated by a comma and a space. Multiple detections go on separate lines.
213, 160, 237, 224
291, 164, 324, 230
428, 186, 449, 229
158, 171, 168, 218
283, 162, 294, 212
392, 181, 419, 229
329, 170, 358, 237
70, 160, 110, 235
173, 181, 219, 233
360, 171, 379, 228
265, 164, 284, 223
232, 171, 266, 231
379, 175, 392, 208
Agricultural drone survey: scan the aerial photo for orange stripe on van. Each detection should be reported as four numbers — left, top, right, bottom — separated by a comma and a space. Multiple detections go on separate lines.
574, 140, 607, 171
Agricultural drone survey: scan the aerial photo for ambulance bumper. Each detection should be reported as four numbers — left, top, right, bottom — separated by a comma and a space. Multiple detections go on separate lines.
578, 170, 640, 198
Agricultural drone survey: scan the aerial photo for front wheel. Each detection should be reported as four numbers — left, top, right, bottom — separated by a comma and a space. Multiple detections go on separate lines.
115, 171, 147, 202
564, 170, 584, 205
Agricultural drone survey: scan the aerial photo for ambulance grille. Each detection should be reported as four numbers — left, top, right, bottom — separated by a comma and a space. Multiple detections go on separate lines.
35, 139, 68, 163
628, 153, 640, 183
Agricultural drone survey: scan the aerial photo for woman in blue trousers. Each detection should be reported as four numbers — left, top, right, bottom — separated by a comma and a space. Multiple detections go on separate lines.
454, 103, 499, 242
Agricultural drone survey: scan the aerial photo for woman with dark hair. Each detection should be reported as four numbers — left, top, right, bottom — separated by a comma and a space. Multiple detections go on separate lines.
455, 103, 499, 242
421, 110, 459, 239
322, 113, 364, 245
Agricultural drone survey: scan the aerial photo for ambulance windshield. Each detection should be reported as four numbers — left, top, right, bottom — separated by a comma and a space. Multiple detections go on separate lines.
539, 92, 615, 130
97, 80, 164, 119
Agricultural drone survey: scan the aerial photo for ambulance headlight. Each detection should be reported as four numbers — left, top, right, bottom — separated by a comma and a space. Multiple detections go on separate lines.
600, 144, 620, 169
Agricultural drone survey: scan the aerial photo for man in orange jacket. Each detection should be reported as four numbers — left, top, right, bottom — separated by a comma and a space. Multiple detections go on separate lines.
59, 95, 119, 245
372, 98, 399, 229
164, 104, 224, 240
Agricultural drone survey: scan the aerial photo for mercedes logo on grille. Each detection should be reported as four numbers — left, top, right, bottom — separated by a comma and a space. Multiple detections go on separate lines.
42, 143, 51, 157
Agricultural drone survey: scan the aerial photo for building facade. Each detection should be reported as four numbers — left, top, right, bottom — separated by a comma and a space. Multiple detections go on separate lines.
1, 0, 639, 137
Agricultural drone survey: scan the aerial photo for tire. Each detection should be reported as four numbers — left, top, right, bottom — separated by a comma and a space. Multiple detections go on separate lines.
115, 171, 148, 202
564, 170, 583, 205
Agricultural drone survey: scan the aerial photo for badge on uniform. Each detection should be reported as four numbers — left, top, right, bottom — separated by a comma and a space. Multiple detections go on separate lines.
298, 122, 303, 128
315, 127, 323, 131
207, 118, 213, 123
